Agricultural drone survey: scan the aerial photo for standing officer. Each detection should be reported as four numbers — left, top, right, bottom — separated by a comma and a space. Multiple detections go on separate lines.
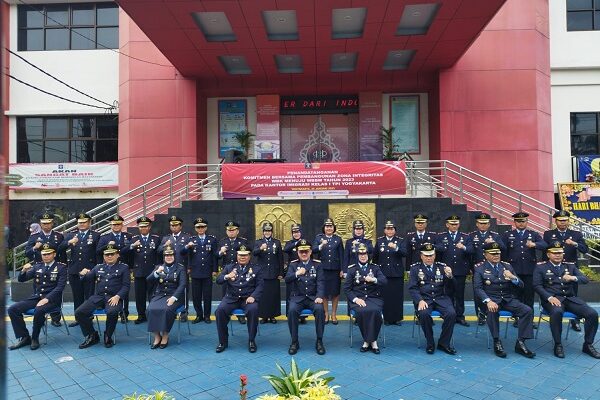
435, 215, 473, 327
344, 244, 387, 354
543, 210, 589, 332
215, 245, 263, 353
312, 218, 344, 324
253, 222, 283, 324
501, 212, 546, 324
403, 214, 438, 266
285, 239, 326, 355
97, 215, 132, 323
533, 242, 600, 359
373, 220, 405, 325
283, 224, 306, 319
343, 220, 373, 273
469, 213, 506, 326
408, 243, 457, 355
8, 244, 67, 350
58, 213, 100, 327
122, 216, 160, 324
183, 217, 218, 324
75, 244, 130, 348
474, 242, 535, 358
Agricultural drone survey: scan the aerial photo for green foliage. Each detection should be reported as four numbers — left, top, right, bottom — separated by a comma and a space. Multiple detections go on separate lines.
122, 391, 175, 400
579, 265, 600, 282
260, 358, 339, 399
233, 130, 255, 157
6, 248, 28, 273
380, 125, 398, 160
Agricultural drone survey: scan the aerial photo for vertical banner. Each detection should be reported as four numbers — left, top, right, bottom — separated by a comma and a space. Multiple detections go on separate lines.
577, 155, 600, 182
218, 99, 247, 157
390, 95, 420, 154
359, 92, 383, 161
255, 95, 280, 159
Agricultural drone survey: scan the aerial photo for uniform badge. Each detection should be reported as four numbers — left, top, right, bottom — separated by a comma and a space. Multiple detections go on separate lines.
418, 270, 425, 280
159, 279, 164, 283
36, 279, 40, 283
485, 280, 491, 285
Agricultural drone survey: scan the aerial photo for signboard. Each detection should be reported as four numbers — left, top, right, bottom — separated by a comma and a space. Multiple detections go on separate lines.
280, 95, 359, 115
255, 95, 281, 159
222, 161, 406, 199
218, 99, 247, 157
8, 162, 118, 189
358, 92, 383, 161
558, 183, 600, 237
390, 95, 420, 154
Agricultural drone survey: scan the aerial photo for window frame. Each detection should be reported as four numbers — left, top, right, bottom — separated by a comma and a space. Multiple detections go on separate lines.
566, 0, 600, 31
570, 112, 600, 156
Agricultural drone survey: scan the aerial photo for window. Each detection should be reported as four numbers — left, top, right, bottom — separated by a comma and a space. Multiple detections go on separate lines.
17, 116, 118, 163
571, 112, 600, 155
567, 0, 600, 31
18, 3, 119, 51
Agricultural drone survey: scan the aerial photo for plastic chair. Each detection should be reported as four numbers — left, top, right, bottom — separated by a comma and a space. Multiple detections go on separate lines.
475, 310, 513, 349
535, 302, 578, 341
349, 309, 386, 348
229, 308, 260, 336
93, 300, 129, 343
412, 310, 453, 348
23, 297, 70, 345
299, 309, 314, 318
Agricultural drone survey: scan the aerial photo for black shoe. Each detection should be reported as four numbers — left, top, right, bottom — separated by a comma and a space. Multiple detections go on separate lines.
332, 318, 339, 325
68, 321, 79, 328
9, 336, 31, 350
216, 343, 227, 353
325, 318, 330, 325
51, 320, 62, 328
477, 313, 486, 326
360, 344, 370, 352
191, 317, 202, 324
371, 347, 381, 355
299, 317, 307, 325
270, 318, 277, 324
437, 343, 457, 355
151, 342, 160, 349
159, 341, 169, 349
394, 321, 402, 326
493, 340, 507, 358
316, 339, 326, 355
204, 317, 212, 324
248, 340, 257, 353
514, 339, 535, 358
260, 318, 268, 324
179, 312, 188, 323
512, 317, 519, 328
426, 344, 435, 354
571, 320, 582, 332
384, 321, 391, 326
288, 342, 299, 355
79, 332, 100, 349
532, 323, 538, 330
104, 333, 114, 349
134, 317, 147, 325
30, 339, 40, 351
582, 343, 600, 359
238, 316, 246, 325
554, 343, 565, 358
456, 319, 469, 327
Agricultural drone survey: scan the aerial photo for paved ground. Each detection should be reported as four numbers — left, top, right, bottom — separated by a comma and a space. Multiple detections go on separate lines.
5, 302, 600, 400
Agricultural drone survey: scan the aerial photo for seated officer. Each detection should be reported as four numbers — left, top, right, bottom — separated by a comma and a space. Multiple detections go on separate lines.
215, 245, 263, 353
533, 242, 600, 359
8, 244, 67, 350
285, 239, 326, 355
474, 242, 535, 358
408, 243, 457, 355
344, 244, 387, 354
75, 244, 131, 349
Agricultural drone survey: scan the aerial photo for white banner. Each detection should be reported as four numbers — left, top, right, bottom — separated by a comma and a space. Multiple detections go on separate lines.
8, 162, 118, 189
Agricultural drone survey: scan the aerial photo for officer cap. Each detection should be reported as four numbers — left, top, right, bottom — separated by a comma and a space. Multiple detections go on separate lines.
419, 243, 436, 256
194, 217, 208, 227
40, 243, 56, 255
384, 220, 396, 229
553, 210, 570, 221
103, 243, 119, 255
322, 218, 336, 233
237, 245, 251, 255
414, 214, 428, 222
163, 245, 175, 255
169, 215, 183, 226
40, 212, 55, 224
446, 215, 460, 224
353, 220, 364, 229
225, 220, 239, 230
110, 215, 124, 225
77, 213, 92, 223
476, 213, 491, 223
137, 216, 152, 227
482, 242, 502, 254
291, 224, 302, 232
357, 243, 368, 254
262, 222, 273, 231
512, 212, 529, 222
547, 241, 564, 253
297, 239, 311, 251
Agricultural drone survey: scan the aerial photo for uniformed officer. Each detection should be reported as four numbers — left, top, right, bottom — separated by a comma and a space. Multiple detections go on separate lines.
121, 216, 160, 324
343, 220, 374, 272
501, 212, 546, 318
533, 242, 600, 359
408, 243, 457, 355
58, 212, 101, 327
344, 244, 387, 354
312, 218, 344, 324
215, 245, 264, 353
253, 222, 283, 324
474, 242, 535, 358
435, 215, 473, 326
183, 217, 218, 324
8, 244, 67, 350
218, 220, 249, 318
543, 210, 589, 332
283, 224, 306, 319
97, 215, 132, 323
285, 239, 326, 355
403, 214, 438, 266
373, 220, 406, 325
147, 245, 187, 349
75, 244, 130, 348
469, 213, 506, 326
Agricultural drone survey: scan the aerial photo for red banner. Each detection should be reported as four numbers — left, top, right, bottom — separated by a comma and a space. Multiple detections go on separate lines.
221, 161, 406, 198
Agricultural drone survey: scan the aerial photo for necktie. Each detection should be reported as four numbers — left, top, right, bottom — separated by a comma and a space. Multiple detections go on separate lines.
428, 265, 433, 275
418, 234, 423, 240
142, 236, 147, 245
451, 233, 456, 241
115, 234, 120, 241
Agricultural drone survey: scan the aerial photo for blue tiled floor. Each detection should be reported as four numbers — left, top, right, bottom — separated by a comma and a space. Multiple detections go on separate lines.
5, 302, 600, 399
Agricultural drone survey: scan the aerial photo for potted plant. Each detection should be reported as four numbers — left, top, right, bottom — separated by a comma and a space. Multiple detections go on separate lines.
233, 129, 255, 159
380, 125, 398, 161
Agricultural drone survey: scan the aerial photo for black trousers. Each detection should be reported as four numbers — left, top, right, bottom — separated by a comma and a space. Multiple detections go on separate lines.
8, 299, 59, 340
487, 299, 533, 340
517, 274, 535, 310
192, 277, 213, 319
134, 277, 153, 315
215, 300, 259, 345
543, 299, 598, 344
288, 298, 325, 342
417, 301, 456, 347
452, 275, 466, 319
69, 273, 92, 311
75, 295, 122, 338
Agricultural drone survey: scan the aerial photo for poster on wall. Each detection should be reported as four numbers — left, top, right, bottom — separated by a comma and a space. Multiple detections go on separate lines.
8, 162, 118, 189
284, 114, 351, 163
390, 95, 420, 153
558, 182, 600, 235
218, 99, 247, 157
577, 155, 600, 182
359, 92, 383, 161
255, 95, 281, 159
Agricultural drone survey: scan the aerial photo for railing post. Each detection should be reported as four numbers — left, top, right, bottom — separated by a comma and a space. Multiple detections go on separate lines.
185, 165, 190, 200
489, 181, 494, 214
459, 168, 464, 204
142, 185, 147, 216
518, 194, 522, 212
13, 248, 17, 279
549, 207, 554, 229
442, 162, 448, 197
169, 172, 174, 207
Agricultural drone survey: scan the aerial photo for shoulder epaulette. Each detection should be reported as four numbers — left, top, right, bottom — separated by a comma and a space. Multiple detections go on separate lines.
347, 264, 356, 269
537, 261, 546, 264
289, 259, 299, 263
500, 261, 511, 266
370, 263, 381, 267
313, 259, 321, 263
410, 262, 421, 267
377, 235, 385, 239
565, 261, 576, 265
490, 231, 499, 235
474, 261, 485, 268
435, 262, 448, 266
239, 236, 247, 240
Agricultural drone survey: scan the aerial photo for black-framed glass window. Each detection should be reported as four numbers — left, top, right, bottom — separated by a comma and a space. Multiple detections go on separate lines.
18, 2, 119, 51
17, 116, 118, 163
571, 112, 600, 155
567, 0, 600, 31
